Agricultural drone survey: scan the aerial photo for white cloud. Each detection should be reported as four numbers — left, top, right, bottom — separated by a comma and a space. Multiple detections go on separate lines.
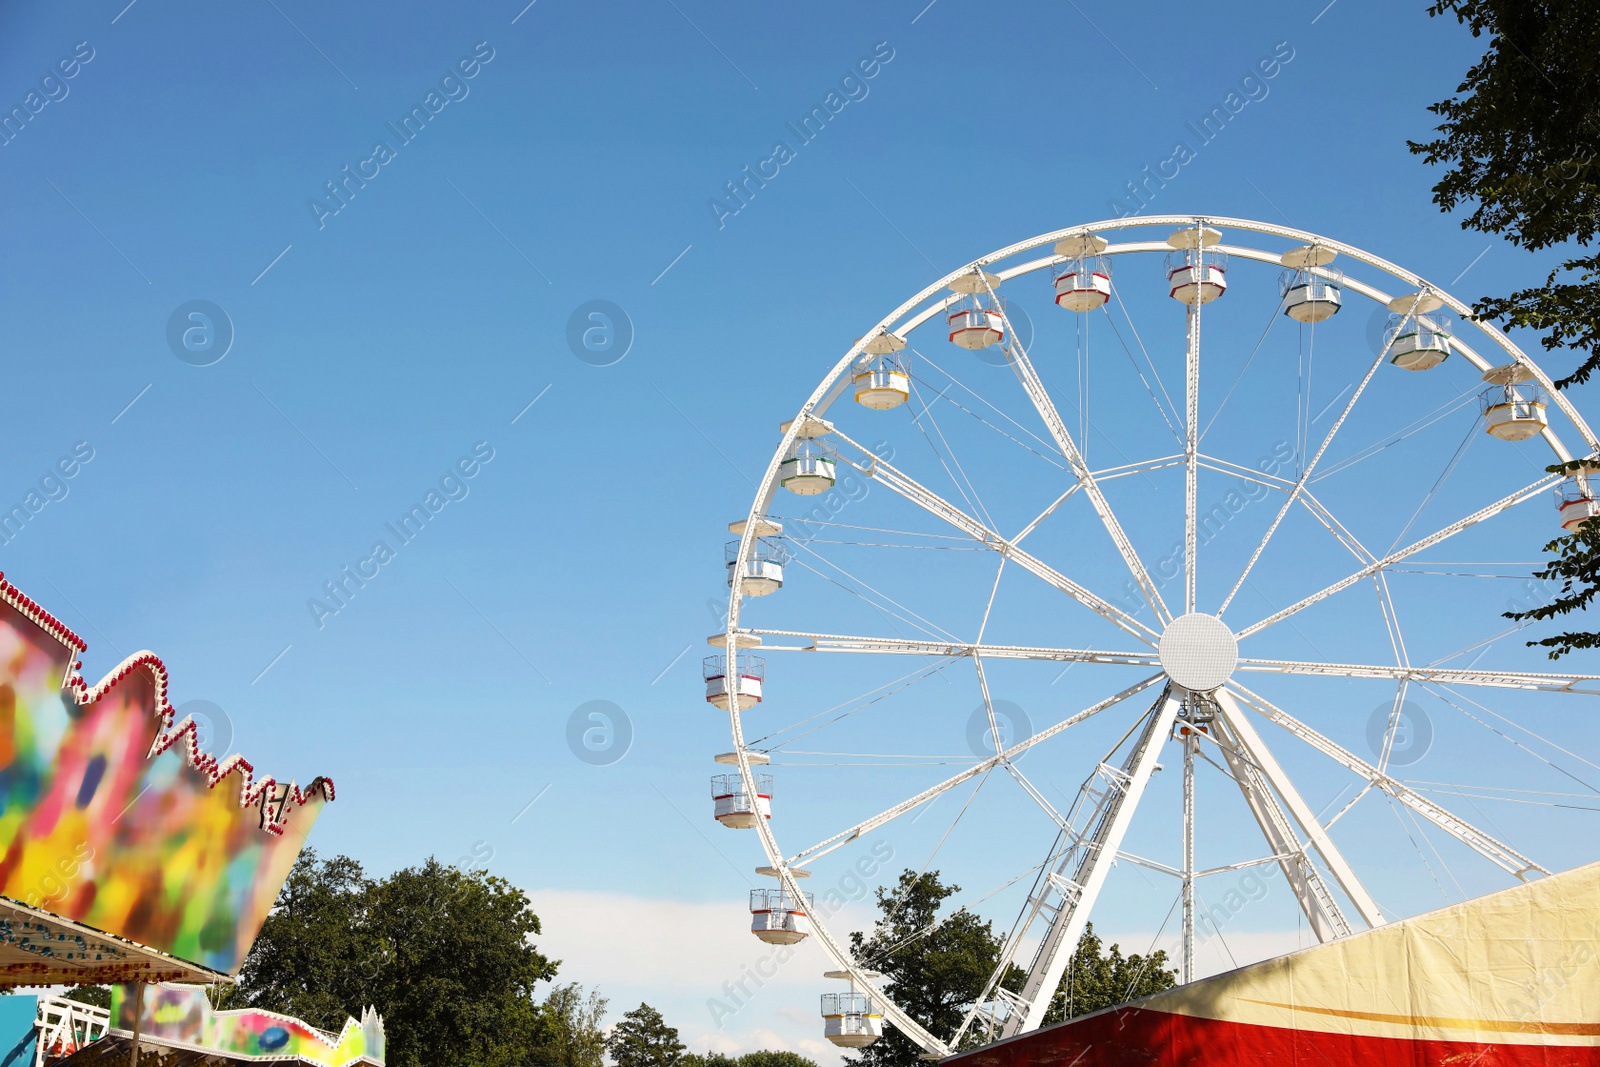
530, 887, 879, 1066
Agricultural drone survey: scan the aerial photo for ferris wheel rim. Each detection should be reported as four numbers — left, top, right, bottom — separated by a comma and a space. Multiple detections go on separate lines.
716, 215, 1600, 1056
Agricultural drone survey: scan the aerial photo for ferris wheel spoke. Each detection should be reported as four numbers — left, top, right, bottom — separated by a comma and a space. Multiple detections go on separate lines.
984, 276, 1173, 625
1194, 453, 1380, 569
1227, 681, 1548, 879
1184, 278, 1201, 615
781, 674, 1166, 870
747, 628, 1160, 667
1299, 488, 1378, 567
1235, 657, 1600, 695
830, 427, 1162, 645
1218, 318, 1414, 616
974, 653, 1075, 833
1235, 472, 1562, 640
1196, 453, 1298, 492
1012, 455, 1185, 547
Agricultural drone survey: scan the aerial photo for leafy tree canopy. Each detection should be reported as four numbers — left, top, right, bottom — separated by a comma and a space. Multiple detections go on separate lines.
680, 1055, 740, 1067
63, 986, 110, 1009
683, 1052, 818, 1067
1412, 0, 1600, 655
605, 1003, 686, 1067
736, 1052, 820, 1067
846, 871, 1177, 1063
1041, 923, 1177, 1025
848, 870, 1018, 1067
529, 982, 609, 1067
232, 849, 559, 1067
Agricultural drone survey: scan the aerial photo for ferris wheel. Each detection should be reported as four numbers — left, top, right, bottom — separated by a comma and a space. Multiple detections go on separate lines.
705, 216, 1600, 1056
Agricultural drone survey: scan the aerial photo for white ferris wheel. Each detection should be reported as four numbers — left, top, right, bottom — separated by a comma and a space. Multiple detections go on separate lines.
705, 216, 1600, 1056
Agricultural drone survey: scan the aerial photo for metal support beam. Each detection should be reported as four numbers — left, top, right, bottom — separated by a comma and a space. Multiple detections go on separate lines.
1236, 474, 1562, 639
1213, 689, 1385, 929
1208, 708, 1350, 941
786, 675, 1164, 869
1181, 722, 1197, 984
1004, 687, 1181, 1036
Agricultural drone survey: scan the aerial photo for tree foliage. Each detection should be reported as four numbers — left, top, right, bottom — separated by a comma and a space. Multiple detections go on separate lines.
234, 849, 561, 1067
63, 986, 110, 1009
846, 871, 1177, 1064
683, 1052, 817, 1067
848, 870, 1018, 1067
1041, 923, 1177, 1025
1504, 508, 1600, 654
529, 983, 609, 1067
1412, 0, 1600, 655
605, 1003, 686, 1067
735, 1052, 820, 1067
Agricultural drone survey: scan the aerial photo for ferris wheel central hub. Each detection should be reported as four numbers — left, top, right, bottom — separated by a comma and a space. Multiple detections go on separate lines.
1158, 613, 1239, 692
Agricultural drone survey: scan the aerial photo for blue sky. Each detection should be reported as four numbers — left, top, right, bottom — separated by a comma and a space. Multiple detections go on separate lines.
3, 0, 1598, 1060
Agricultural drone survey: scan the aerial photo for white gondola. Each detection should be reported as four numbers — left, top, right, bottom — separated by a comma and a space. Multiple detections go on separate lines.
726, 535, 787, 596
750, 888, 811, 945
1166, 249, 1228, 305
711, 772, 772, 828
1053, 257, 1112, 312
705, 652, 764, 710
1280, 267, 1343, 324
1387, 315, 1452, 371
1482, 383, 1549, 442
947, 271, 1006, 349
821, 992, 884, 1048
1558, 479, 1600, 532
948, 307, 1004, 349
854, 352, 911, 410
780, 439, 836, 495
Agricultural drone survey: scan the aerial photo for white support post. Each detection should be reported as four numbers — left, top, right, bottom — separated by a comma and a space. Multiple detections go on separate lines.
1005, 687, 1182, 1036
1209, 710, 1348, 941
1213, 689, 1385, 929
129, 982, 146, 1067
1181, 723, 1197, 984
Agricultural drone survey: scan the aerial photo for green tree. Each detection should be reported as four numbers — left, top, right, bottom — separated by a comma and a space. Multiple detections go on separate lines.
680, 1054, 740, 1067
737, 1053, 819, 1067
605, 1003, 686, 1067
847, 872, 1179, 1062
529, 982, 609, 1067
1041, 923, 1177, 1024
683, 1050, 816, 1067
1410, 0, 1600, 655
233, 849, 372, 1027
63, 986, 110, 1010
233, 849, 558, 1067
848, 870, 1018, 1067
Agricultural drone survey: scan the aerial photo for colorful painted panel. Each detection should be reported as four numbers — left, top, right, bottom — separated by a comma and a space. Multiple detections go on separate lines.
0, 575, 332, 976
111, 984, 384, 1065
